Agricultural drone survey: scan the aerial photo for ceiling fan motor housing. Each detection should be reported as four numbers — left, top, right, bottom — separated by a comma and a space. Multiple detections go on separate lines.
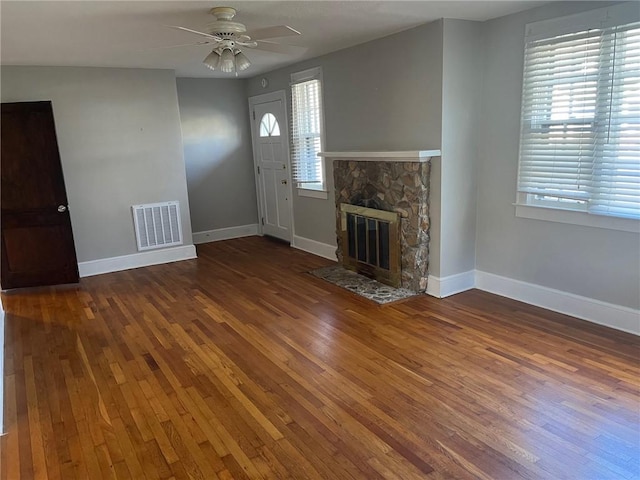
207, 6, 247, 36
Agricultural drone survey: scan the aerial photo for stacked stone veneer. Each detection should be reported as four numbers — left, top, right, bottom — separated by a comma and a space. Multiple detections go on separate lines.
333, 160, 430, 292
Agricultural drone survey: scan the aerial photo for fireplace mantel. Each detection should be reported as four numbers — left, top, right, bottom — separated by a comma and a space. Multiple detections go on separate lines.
319, 150, 441, 162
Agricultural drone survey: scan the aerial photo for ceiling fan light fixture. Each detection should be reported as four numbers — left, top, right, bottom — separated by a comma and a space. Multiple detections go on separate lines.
168, 6, 303, 75
219, 48, 235, 73
203, 50, 221, 70
235, 51, 251, 71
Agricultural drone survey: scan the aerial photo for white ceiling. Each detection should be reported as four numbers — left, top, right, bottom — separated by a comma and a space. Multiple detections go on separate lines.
1, 1, 546, 78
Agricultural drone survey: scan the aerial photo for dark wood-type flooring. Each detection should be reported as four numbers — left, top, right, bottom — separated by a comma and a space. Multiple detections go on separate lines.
1, 236, 639, 479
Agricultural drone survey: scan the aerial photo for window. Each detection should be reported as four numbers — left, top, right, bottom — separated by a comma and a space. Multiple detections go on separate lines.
259, 113, 280, 137
517, 5, 640, 224
291, 67, 326, 196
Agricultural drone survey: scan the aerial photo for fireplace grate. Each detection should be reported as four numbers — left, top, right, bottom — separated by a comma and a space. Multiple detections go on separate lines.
340, 203, 401, 287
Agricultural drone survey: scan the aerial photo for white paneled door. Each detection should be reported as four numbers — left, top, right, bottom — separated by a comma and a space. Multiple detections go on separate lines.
249, 92, 292, 242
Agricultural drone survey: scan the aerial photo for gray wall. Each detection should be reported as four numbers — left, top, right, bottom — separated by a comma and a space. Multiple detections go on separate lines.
247, 20, 443, 246
176, 78, 257, 233
1, 66, 193, 263
476, 1, 640, 309
438, 19, 484, 278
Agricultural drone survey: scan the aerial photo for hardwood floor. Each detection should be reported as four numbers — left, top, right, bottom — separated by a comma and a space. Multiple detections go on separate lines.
1, 236, 639, 479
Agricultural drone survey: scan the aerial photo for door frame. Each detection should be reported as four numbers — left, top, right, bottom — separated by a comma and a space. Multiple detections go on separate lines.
248, 90, 295, 240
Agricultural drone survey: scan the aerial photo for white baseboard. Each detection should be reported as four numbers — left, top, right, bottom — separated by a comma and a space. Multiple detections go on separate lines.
292, 235, 337, 261
192, 224, 258, 245
475, 270, 640, 336
426, 270, 475, 298
78, 245, 197, 278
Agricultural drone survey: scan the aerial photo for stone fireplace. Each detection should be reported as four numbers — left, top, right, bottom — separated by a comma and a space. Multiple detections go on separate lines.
324, 151, 440, 293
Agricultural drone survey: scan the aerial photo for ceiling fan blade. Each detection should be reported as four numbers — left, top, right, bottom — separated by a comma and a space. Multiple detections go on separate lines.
236, 40, 258, 48
252, 41, 307, 55
246, 25, 301, 41
154, 41, 213, 49
168, 25, 222, 41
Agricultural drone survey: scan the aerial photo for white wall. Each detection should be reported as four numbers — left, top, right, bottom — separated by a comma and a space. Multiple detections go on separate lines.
176, 78, 258, 236
476, 1, 640, 310
1, 67, 194, 263
246, 21, 443, 247
438, 19, 484, 280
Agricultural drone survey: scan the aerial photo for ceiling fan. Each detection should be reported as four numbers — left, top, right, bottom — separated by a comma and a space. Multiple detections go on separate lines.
168, 6, 304, 74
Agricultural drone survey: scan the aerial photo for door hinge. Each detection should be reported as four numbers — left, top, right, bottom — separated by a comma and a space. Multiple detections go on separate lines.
261, 217, 264, 225
257, 166, 260, 174
253, 110, 256, 120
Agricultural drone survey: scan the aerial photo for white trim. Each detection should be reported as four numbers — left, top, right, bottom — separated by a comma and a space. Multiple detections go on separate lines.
291, 67, 327, 192
424, 269, 639, 334
319, 150, 441, 162
297, 188, 329, 200
291, 66, 322, 84
292, 235, 337, 261
514, 203, 640, 233
247, 90, 287, 105
475, 270, 640, 336
78, 245, 197, 278
192, 224, 258, 245
426, 270, 475, 298
525, 3, 639, 42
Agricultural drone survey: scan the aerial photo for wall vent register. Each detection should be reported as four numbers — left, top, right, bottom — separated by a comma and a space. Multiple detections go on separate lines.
132, 201, 183, 251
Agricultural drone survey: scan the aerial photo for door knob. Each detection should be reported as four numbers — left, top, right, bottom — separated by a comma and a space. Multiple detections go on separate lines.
57, 205, 67, 213
281, 179, 287, 185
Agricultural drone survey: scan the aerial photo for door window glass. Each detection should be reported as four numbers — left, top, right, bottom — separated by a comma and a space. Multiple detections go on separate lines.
259, 113, 280, 137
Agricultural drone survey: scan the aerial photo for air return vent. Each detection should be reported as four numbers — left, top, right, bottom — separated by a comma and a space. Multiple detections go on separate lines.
132, 201, 183, 251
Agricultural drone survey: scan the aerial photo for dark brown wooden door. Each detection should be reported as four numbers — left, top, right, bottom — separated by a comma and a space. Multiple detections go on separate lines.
1, 101, 79, 289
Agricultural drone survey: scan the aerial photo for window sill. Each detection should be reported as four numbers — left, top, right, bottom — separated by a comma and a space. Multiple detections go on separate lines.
514, 203, 640, 233
297, 188, 329, 200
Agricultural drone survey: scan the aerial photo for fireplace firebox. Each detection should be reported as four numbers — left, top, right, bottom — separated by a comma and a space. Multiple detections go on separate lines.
339, 203, 401, 287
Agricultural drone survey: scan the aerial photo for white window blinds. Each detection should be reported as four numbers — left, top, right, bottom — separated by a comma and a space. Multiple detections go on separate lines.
291, 69, 324, 189
518, 16, 640, 219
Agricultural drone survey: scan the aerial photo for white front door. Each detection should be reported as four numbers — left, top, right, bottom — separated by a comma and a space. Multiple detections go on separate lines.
249, 92, 292, 242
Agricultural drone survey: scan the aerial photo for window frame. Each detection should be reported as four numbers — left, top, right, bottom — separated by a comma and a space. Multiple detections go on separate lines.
290, 66, 328, 199
515, 3, 640, 230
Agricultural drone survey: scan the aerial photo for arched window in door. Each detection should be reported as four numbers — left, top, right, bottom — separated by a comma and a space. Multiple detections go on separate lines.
259, 113, 281, 137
